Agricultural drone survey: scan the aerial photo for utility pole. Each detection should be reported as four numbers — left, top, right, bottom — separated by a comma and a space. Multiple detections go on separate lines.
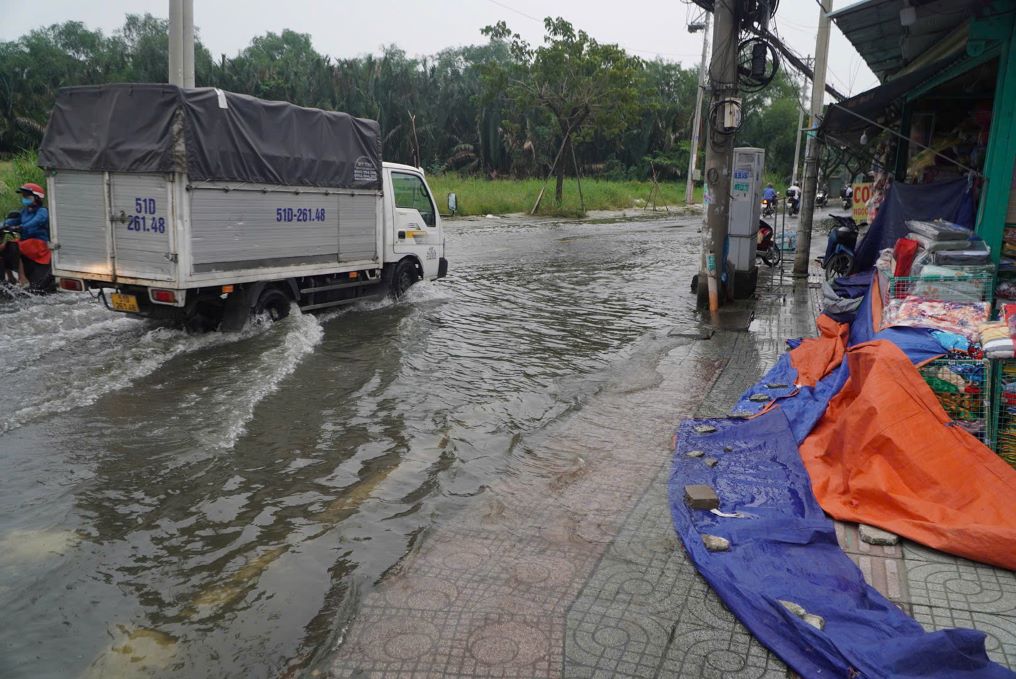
790, 57, 810, 186
168, 0, 195, 87
698, 0, 739, 310
685, 13, 711, 205
793, 0, 832, 276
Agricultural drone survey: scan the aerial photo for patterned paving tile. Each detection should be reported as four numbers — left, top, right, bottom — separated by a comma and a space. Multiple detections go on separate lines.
656, 588, 789, 679
565, 599, 673, 678
906, 559, 1016, 616
901, 539, 961, 564
333, 608, 563, 678
912, 605, 1016, 669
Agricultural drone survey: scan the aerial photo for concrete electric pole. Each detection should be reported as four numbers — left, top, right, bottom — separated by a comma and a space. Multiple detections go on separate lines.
793, 0, 832, 276
168, 0, 195, 87
685, 13, 711, 205
698, 0, 739, 310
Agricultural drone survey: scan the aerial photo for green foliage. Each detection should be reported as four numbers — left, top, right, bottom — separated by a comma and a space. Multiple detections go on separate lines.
480, 18, 644, 204
0, 13, 824, 205
735, 70, 807, 184
0, 151, 46, 212
427, 175, 698, 217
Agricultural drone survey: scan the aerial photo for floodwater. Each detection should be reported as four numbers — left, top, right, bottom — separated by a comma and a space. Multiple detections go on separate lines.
0, 212, 705, 678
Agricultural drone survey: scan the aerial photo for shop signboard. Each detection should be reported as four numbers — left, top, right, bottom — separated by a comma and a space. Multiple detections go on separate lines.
852, 182, 873, 222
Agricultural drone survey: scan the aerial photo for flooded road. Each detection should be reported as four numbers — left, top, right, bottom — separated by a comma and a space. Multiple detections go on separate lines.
0, 212, 705, 677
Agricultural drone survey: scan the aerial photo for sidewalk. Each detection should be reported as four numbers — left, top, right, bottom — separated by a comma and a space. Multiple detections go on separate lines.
330, 257, 1015, 677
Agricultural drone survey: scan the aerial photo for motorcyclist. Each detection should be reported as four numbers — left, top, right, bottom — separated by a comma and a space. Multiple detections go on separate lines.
762, 183, 777, 203
0, 182, 51, 287
785, 182, 802, 215
840, 183, 853, 209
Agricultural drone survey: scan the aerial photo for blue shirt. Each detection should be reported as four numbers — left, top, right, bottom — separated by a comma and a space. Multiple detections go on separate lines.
762, 187, 777, 200
4, 206, 49, 242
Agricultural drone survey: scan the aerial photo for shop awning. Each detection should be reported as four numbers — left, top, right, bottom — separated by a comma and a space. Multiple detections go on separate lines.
818, 55, 962, 139
829, 0, 979, 79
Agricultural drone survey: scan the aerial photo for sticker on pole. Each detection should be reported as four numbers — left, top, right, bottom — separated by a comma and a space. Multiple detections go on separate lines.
852, 182, 872, 222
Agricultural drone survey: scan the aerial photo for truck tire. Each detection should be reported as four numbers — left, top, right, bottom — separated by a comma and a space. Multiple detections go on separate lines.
388, 258, 419, 299
254, 287, 291, 322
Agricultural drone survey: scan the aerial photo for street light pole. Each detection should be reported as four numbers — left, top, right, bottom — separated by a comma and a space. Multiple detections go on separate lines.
793, 0, 833, 276
168, 0, 195, 87
685, 13, 711, 205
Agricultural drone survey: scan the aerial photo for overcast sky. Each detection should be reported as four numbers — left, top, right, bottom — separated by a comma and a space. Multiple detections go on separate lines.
1, 0, 878, 100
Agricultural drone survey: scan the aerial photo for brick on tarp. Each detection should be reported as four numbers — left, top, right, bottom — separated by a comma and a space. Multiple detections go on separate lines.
684, 484, 719, 510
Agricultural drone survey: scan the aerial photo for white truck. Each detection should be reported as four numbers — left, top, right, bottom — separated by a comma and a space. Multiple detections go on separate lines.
38, 84, 447, 330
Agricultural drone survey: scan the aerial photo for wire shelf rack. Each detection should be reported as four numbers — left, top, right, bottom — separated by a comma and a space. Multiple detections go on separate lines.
920, 358, 991, 446
990, 359, 1016, 468
887, 272, 995, 303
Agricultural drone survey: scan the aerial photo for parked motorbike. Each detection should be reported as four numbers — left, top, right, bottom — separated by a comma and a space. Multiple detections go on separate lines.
821, 214, 861, 281
756, 220, 782, 267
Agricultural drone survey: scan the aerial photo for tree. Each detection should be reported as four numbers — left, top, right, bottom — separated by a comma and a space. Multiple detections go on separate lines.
735, 70, 805, 182
481, 18, 643, 205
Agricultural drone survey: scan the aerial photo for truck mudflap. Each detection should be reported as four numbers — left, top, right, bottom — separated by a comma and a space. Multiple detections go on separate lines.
438, 257, 448, 279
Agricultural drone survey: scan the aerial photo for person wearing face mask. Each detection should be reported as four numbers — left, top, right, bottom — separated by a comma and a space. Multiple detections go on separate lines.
1, 182, 51, 288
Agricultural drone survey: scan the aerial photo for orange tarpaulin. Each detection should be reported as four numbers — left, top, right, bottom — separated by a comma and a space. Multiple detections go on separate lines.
790, 330, 1016, 570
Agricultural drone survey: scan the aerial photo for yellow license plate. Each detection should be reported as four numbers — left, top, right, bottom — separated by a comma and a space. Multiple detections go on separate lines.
110, 293, 140, 313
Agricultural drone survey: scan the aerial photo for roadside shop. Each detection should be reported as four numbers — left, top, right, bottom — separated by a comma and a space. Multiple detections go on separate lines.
819, 0, 1016, 462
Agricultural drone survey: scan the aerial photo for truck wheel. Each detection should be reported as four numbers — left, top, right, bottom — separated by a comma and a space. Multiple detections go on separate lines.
389, 259, 418, 299
254, 287, 291, 322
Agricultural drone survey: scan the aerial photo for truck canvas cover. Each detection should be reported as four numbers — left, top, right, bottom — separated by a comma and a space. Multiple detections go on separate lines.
38, 83, 382, 190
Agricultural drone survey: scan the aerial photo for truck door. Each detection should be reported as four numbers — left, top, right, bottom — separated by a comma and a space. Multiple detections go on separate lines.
108, 174, 175, 281
389, 171, 442, 278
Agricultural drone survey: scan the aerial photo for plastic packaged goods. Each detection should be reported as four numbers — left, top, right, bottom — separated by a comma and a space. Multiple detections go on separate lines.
905, 232, 973, 252
906, 219, 975, 241
933, 247, 993, 266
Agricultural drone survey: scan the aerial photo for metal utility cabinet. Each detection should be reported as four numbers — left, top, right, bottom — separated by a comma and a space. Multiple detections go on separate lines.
727, 147, 765, 298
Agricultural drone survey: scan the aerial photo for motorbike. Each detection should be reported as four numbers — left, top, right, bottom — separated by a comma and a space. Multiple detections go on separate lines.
840, 186, 853, 210
0, 211, 55, 293
821, 214, 861, 281
816, 188, 828, 208
756, 220, 782, 267
761, 197, 776, 218
786, 193, 801, 217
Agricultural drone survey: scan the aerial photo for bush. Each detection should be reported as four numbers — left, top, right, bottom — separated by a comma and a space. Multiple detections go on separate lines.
0, 152, 46, 213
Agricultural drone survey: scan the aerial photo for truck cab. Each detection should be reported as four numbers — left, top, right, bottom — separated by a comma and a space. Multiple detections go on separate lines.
384, 162, 447, 283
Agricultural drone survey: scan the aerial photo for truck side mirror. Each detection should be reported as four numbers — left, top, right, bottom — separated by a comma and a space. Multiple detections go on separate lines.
448, 192, 457, 216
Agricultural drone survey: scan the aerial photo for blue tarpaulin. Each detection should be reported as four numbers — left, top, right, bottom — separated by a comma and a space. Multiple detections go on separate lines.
853, 178, 975, 272
732, 271, 945, 429
670, 411, 1015, 678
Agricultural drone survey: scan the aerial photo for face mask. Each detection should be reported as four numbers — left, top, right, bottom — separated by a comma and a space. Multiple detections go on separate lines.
21, 197, 33, 206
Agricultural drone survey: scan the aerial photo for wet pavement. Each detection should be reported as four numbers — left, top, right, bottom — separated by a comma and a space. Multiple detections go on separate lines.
330, 252, 818, 678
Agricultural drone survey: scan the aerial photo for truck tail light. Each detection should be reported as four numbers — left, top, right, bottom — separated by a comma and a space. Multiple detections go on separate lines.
58, 278, 84, 292
151, 289, 177, 304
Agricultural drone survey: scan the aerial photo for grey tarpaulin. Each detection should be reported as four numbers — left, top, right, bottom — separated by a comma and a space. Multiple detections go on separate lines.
38, 83, 382, 190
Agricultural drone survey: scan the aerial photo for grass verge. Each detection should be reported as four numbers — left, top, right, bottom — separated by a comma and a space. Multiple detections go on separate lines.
427, 175, 703, 217
0, 152, 45, 213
